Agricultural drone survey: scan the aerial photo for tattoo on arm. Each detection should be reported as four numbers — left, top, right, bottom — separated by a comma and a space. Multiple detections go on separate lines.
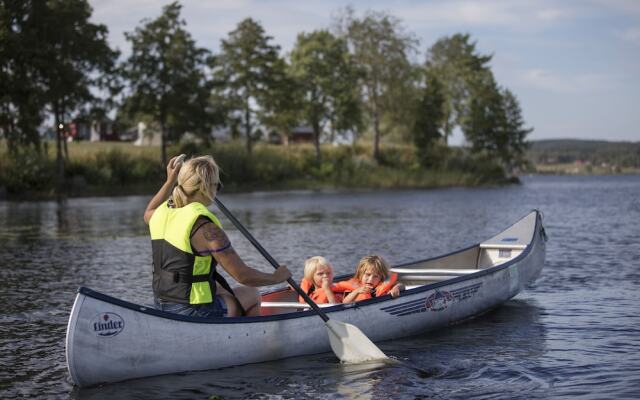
202, 223, 227, 242
195, 223, 235, 255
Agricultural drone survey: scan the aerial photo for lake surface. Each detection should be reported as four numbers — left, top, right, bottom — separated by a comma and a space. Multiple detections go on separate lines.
1, 175, 639, 399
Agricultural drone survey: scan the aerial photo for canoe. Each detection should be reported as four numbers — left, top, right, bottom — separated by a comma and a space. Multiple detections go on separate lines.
66, 210, 547, 387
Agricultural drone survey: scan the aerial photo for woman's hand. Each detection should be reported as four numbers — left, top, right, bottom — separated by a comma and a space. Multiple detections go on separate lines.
143, 154, 185, 225
166, 155, 184, 184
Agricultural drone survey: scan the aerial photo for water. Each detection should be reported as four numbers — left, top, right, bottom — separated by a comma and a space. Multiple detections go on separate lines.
1, 175, 639, 399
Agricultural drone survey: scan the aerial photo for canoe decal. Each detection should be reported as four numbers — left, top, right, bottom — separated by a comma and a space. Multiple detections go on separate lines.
90, 312, 125, 337
426, 290, 453, 311
380, 282, 483, 316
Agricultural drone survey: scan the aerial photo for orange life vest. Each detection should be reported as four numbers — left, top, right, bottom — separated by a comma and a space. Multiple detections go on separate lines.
298, 278, 343, 304
334, 273, 398, 302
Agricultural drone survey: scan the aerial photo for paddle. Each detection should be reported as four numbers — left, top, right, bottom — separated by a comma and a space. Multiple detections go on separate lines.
214, 197, 388, 364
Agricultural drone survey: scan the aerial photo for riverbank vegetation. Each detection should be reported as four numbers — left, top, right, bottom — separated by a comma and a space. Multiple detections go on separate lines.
1, 2, 532, 198
0, 140, 509, 198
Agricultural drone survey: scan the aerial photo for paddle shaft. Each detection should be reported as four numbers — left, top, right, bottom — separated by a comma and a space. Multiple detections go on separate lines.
214, 198, 330, 322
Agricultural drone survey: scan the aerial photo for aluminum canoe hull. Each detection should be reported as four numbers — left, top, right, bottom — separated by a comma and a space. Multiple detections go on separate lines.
66, 210, 546, 387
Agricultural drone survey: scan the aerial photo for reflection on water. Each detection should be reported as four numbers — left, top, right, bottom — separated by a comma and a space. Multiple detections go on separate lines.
70, 300, 545, 400
0, 196, 149, 241
1, 175, 640, 398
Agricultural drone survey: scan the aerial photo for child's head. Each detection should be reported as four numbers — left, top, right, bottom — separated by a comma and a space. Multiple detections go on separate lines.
304, 256, 334, 287
354, 255, 390, 288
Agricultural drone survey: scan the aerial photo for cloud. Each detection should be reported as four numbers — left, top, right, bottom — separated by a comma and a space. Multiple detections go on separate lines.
521, 69, 614, 93
536, 8, 566, 21
618, 26, 640, 45
394, 0, 575, 29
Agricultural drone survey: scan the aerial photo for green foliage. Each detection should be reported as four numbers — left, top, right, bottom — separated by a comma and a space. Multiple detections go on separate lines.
206, 144, 307, 188
425, 33, 493, 144
2, 4, 536, 188
213, 18, 285, 154
337, 8, 419, 161
123, 1, 216, 165
289, 30, 362, 162
463, 78, 531, 172
0, 148, 55, 194
442, 149, 507, 184
0, 0, 117, 160
413, 73, 445, 168
0, 141, 514, 197
65, 149, 160, 185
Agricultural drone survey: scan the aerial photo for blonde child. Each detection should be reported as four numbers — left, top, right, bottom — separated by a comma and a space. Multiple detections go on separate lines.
298, 256, 343, 304
337, 255, 404, 303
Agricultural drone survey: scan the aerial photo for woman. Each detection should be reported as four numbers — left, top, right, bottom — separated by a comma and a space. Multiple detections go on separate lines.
143, 155, 291, 317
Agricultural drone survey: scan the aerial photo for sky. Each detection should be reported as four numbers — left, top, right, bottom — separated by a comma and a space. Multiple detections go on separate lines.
89, 0, 640, 144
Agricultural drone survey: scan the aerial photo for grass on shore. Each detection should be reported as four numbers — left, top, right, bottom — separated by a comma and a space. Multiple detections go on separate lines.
0, 139, 507, 199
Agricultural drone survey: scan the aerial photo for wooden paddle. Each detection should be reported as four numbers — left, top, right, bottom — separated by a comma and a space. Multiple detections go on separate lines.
214, 197, 388, 364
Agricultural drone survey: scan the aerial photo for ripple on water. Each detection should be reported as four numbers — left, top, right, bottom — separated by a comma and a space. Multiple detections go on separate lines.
2, 176, 640, 398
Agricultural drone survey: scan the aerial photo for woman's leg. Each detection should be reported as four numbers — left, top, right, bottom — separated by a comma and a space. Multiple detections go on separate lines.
232, 286, 261, 316
217, 284, 261, 317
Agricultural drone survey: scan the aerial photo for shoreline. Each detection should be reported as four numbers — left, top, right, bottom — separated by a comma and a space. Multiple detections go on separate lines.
0, 178, 517, 201
3, 172, 639, 202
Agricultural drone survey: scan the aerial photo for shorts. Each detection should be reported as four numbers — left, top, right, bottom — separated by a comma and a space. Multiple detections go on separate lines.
154, 295, 228, 318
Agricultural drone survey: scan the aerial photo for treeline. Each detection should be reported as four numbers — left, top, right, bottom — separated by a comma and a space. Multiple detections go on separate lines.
528, 140, 640, 170
1, 1, 532, 193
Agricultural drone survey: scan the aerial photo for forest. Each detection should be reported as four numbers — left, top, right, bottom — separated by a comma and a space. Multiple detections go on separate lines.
1, 1, 533, 196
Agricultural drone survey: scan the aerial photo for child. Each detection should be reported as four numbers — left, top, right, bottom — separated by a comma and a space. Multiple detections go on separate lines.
338, 254, 404, 303
298, 256, 343, 304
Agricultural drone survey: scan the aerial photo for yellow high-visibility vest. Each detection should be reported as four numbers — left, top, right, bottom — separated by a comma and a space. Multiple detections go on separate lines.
149, 201, 223, 304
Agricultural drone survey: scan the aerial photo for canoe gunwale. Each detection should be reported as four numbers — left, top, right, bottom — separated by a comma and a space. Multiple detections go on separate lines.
75, 209, 545, 324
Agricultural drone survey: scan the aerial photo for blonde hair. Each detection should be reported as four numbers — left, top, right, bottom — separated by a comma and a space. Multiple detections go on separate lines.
171, 155, 220, 208
303, 256, 333, 282
354, 254, 390, 281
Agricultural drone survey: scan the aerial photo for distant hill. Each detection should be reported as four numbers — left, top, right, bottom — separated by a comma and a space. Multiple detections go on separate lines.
527, 139, 640, 171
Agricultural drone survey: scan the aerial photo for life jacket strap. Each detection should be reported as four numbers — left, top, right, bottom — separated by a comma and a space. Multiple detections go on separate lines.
162, 270, 210, 284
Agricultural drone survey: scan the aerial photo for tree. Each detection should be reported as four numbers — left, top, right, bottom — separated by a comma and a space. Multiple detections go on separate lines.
213, 18, 283, 154
0, 1, 43, 154
259, 57, 301, 146
500, 89, 532, 171
413, 73, 445, 168
425, 33, 492, 145
463, 77, 532, 172
337, 8, 418, 161
0, 0, 117, 180
289, 30, 361, 162
123, 2, 215, 165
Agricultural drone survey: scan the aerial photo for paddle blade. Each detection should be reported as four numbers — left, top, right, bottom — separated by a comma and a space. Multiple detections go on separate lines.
325, 319, 388, 363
